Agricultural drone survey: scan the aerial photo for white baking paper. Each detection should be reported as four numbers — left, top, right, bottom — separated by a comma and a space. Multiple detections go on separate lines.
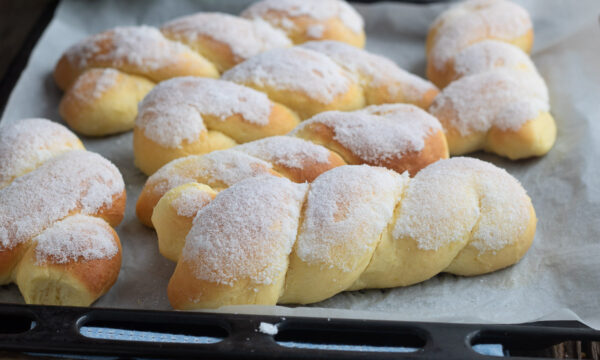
1, 0, 599, 329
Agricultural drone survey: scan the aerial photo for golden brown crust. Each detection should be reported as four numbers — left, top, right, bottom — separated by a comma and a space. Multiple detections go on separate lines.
59, 69, 155, 136
427, 29, 534, 88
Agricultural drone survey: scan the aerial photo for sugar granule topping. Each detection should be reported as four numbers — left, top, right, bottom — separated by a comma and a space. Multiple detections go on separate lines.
171, 187, 214, 218
301, 40, 436, 102
258, 322, 278, 335
429, 0, 532, 70
70, 68, 120, 104
297, 165, 407, 272
222, 47, 352, 103
393, 157, 530, 252
0, 119, 81, 189
429, 70, 549, 135
235, 136, 331, 169
65, 25, 193, 71
148, 150, 275, 196
136, 77, 273, 148
34, 215, 118, 264
162, 13, 291, 60
0, 150, 124, 250
293, 104, 441, 162
242, 0, 364, 34
183, 176, 307, 285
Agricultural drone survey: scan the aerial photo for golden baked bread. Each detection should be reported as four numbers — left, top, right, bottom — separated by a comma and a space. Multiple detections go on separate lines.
291, 104, 448, 176
425, 1, 556, 159
136, 137, 345, 229
55, 2, 364, 137
241, 0, 366, 47
222, 44, 438, 120
159, 158, 536, 309
136, 103, 449, 227
426, 0, 534, 88
429, 69, 556, 159
133, 77, 300, 175
161, 12, 292, 73
0, 119, 126, 306
300, 40, 439, 109
222, 46, 366, 120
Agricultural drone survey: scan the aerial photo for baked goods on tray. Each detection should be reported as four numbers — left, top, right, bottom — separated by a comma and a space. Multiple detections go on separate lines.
133, 64, 444, 175
157, 158, 536, 309
426, 0, 556, 159
54, 0, 366, 137
0, 119, 125, 306
136, 103, 449, 227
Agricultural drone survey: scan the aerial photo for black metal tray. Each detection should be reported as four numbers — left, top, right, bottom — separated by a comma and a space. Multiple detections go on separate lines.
0, 1, 599, 359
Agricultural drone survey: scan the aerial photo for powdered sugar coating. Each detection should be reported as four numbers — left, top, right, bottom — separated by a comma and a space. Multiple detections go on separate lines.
429, 0, 532, 70
65, 25, 195, 73
452, 40, 548, 101
301, 40, 437, 103
297, 165, 407, 271
393, 157, 530, 252
148, 150, 275, 195
34, 215, 118, 264
171, 187, 214, 217
430, 70, 549, 135
69, 68, 120, 105
234, 136, 331, 169
292, 104, 442, 162
183, 176, 307, 285
0, 150, 124, 250
222, 47, 352, 103
136, 77, 273, 148
0, 119, 82, 189
242, 0, 364, 34
161, 13, 291, 61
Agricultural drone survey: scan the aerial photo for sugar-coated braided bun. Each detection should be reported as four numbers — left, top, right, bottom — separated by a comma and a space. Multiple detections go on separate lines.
161, 158, 535, 309
136, 138, 345, 229
136, 103, 448, 227
426, 0, 533, 88
133, 77, 300, 175
300, 41, 439, 109
222, 47, 365, 119
429, 69, 555, 159
161, 12, 292, 73
291, 104, 448, 176
0, 119, 126, 306
54, 26, 219, 91
426, 1, 556, 159
241, 0, 365, 47
55, 2, 364, 137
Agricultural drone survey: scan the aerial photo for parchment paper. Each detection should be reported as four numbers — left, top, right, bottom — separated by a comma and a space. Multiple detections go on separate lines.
1, 0, 599, 329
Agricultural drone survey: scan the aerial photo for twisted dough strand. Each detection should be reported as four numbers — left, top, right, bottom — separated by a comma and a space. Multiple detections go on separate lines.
163, 158, 535, 309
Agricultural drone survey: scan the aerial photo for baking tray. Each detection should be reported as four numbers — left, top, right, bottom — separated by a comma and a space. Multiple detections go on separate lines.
0, 1, 599, 359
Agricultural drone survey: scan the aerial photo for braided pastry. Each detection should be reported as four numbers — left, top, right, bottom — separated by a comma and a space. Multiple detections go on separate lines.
133, 77, 299, 175
0, 119, 126, 306
222, 44, 437, 119
55, 1, 364, 137
426, 0, 556, 159
136, 103, 448, 228
156, 158, 536, 309
241, 0, 365, 47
